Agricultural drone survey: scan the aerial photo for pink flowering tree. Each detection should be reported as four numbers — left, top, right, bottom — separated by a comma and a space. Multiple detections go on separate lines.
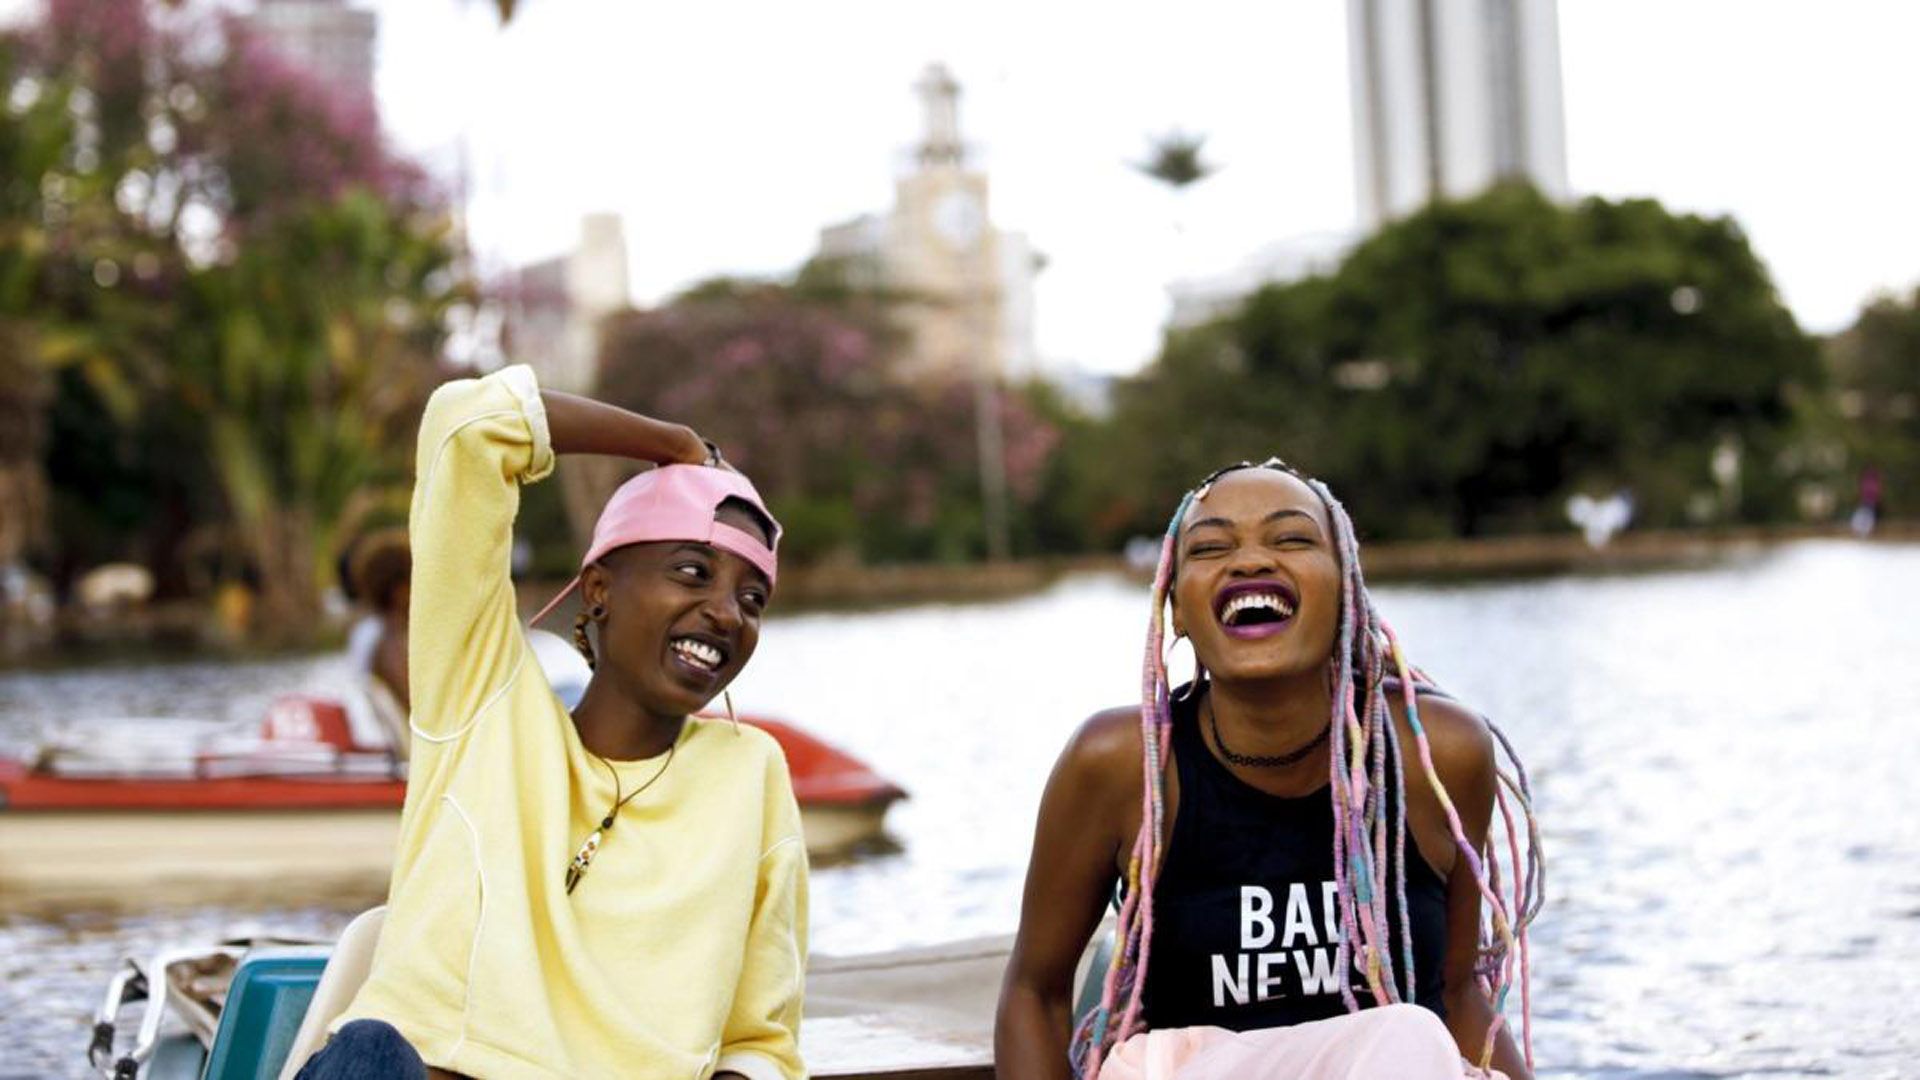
4, 0, 461, 634
594, 279, 1060, 564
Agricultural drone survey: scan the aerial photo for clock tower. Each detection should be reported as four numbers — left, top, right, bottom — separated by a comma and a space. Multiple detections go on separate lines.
817, 64, 1041, 383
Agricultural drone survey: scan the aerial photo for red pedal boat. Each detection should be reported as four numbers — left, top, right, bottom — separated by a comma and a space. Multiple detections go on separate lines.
0, 694, 904, 912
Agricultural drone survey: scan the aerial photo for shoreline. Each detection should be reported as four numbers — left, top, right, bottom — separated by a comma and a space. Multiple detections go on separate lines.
1355, 520, 1918, 580
757, 520, 1920, 610
5, 523, 1912, 667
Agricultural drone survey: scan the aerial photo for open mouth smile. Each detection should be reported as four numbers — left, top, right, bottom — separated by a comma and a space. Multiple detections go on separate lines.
1213, 580, 1299, 640
667, 634, 729, 680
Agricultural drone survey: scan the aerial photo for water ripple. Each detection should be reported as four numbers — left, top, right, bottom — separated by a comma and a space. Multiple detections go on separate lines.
4, 540, 1918, 1078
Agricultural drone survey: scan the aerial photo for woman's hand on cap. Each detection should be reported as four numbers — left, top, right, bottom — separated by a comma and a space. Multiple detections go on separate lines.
541, 391, 717, 468
696, 435, 741, 473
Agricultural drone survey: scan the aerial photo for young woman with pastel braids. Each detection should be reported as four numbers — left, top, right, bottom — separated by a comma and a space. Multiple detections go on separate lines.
996, 460, 1541, 1080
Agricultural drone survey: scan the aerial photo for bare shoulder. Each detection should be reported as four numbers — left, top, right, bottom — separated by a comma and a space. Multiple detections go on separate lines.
1050, 706, 1147, 814
1067, 706, 1145, 768
1394, 692, 1495, 797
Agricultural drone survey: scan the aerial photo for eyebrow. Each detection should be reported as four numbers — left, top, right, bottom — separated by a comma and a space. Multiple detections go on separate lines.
1183, 509, 1319, 537
673, 542, 772, 591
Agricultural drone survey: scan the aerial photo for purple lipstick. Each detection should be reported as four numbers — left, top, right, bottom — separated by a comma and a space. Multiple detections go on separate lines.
1213, 579, 1299, 640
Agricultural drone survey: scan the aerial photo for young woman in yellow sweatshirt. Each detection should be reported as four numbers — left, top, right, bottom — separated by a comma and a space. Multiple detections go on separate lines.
295, 365, 805, 1080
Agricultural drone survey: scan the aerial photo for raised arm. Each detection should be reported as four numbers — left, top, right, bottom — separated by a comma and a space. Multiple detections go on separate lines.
996, 710, 1143, 1080
540, 388, 708, 463
405, 369, 711, 752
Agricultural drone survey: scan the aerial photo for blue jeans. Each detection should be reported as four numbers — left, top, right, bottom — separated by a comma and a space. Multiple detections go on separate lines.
293, 1019, 426, 1080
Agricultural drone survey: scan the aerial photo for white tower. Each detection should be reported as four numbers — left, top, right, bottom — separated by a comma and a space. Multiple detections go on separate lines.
816, 63, 1041, 382
1349, 0, 1568, 230
914, 63, 966, 169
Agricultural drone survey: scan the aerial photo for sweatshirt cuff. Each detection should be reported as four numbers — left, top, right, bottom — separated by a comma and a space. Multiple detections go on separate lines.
497, 364, 555, 483
714, 1048, 789, 1080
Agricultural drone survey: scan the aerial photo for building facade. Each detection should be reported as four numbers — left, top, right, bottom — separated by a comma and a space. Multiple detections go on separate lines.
1348, 0, 1568, 230
507, 213, 631, 395
1171, 0, 1569, 325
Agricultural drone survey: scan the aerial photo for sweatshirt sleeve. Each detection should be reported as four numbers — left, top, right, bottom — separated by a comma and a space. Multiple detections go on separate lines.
715, 749, 810, 1080
404, 365, 554, 750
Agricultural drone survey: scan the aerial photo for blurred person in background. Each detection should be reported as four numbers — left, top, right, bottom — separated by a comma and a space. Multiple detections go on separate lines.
1852, 465, 1883, 537
342, 529, 413, 755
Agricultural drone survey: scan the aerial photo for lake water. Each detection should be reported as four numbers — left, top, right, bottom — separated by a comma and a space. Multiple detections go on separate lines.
4, 540, 1918, 1079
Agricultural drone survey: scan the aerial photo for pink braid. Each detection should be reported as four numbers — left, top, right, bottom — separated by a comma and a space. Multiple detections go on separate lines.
1074, 463, 1543, 1078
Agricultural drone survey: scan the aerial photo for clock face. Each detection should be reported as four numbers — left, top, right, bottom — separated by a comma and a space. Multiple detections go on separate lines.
933, 190, 985, 248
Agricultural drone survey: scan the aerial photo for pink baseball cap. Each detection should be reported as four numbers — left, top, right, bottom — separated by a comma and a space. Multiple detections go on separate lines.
529, 464, 781, 625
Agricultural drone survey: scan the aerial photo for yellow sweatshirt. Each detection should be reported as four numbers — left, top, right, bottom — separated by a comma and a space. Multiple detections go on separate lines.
336, 366, 808, 1080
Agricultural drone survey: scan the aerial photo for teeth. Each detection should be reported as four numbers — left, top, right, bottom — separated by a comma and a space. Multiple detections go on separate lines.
671, 638, 722, 670
1223, 591, 1295, 623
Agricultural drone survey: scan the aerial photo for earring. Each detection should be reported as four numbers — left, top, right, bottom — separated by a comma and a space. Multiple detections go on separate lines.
724, 689, 740, 734
1167, 631, 1205, 702
589, 604, 606, 621
1175, 663, 1208, 702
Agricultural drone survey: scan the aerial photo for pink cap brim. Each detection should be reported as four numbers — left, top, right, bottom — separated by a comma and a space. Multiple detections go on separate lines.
527, 464, 781, 627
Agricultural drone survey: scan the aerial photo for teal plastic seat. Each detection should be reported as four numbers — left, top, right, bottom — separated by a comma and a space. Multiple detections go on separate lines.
200, 948, 331, 1080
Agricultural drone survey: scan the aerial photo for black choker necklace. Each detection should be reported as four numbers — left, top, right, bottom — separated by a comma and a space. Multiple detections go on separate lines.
1206, 697, 1330, 768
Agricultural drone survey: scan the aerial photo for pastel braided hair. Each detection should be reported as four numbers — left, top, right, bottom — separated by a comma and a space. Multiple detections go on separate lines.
1070, 459, 1544, 1077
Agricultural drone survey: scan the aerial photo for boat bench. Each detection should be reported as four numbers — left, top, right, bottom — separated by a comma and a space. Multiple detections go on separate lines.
195, 908, 1123, 1079
201, 948, 996, 1079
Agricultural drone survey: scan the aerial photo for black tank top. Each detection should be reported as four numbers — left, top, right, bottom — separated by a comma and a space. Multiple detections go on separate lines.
1140, 689, 1449, 1030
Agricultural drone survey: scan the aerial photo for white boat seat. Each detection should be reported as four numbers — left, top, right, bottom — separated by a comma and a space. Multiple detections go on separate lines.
276, 905, 386, 1080
273, 908, 1026, 1079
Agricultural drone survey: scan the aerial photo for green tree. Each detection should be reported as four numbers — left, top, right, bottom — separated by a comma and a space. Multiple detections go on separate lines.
170, 193, 458, 627
5, 0, 461, 635
1827, 286, 1920, 514
1090, 184, 1820, 544
1133, 131, 1217, 191
0, 33, 67, 570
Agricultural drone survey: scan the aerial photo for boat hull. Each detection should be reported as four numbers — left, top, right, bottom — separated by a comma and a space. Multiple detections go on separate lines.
0, 712, 904, 911
0, 798, 897, 912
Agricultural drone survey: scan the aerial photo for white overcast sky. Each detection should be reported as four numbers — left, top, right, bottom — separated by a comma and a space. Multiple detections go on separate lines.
23, 1, 1920, 374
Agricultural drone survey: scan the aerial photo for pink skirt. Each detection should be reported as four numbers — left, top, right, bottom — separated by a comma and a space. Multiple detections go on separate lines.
1097, 1004, 1509, 1080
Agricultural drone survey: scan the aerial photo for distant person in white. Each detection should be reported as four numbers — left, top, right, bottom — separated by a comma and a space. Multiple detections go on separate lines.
342, 531, 594, 759
342, 530, 412, 755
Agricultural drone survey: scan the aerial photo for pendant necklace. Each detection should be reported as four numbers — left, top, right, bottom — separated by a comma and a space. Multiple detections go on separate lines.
565, 737, 677, 895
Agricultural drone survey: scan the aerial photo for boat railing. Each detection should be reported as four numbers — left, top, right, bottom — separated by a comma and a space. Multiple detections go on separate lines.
91, 944, 244, 1079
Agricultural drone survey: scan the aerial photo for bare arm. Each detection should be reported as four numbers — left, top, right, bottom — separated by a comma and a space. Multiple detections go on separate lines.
996, 710, 1142, 1080
540, 389, 708, 464
1424, 701, 1532, 1080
